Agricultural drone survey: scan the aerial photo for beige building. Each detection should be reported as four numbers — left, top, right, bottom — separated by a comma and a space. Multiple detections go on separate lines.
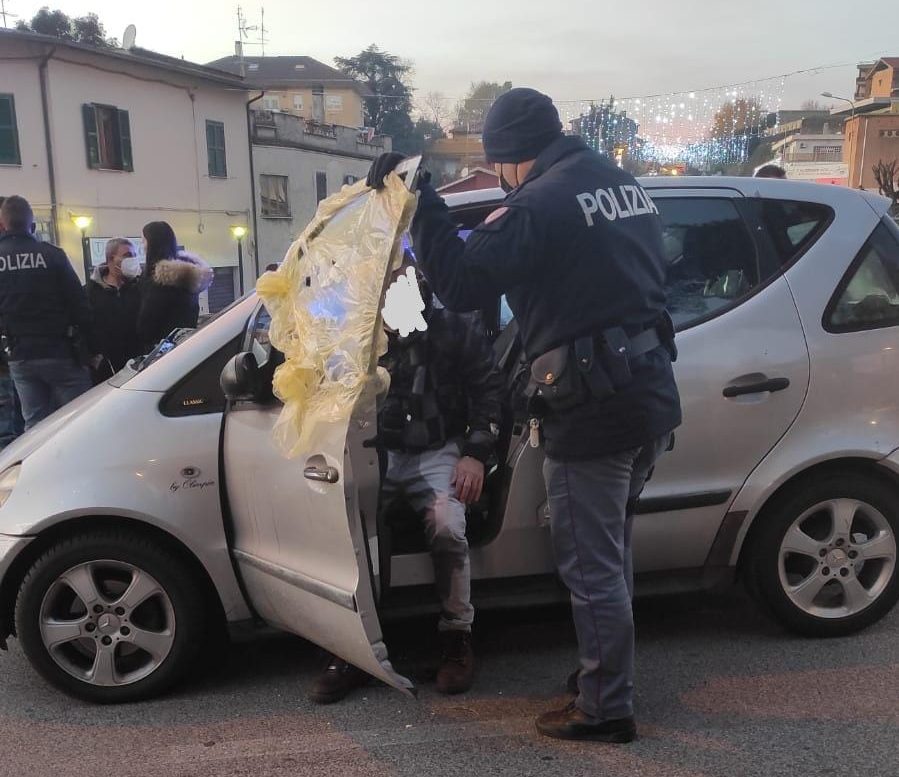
207, 53, 368, 129
0, 30, 257, 308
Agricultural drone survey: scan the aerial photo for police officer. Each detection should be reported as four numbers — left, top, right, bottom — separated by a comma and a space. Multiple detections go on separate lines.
368, 88, 681, 743
0, 196, 94, 429
310, 258, 503, 704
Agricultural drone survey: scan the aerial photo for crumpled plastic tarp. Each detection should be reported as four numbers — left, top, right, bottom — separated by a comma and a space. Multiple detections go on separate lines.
256, 175, 416, 458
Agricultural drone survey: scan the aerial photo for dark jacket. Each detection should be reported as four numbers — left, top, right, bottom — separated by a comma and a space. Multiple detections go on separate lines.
0, 231, 94, 361
378, 307, 503, 463
411, 135, 681, 460
87, 267, 142, 372
137, 252, 213, 349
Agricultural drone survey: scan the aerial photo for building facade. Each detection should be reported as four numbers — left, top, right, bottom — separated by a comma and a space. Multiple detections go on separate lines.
250, 109, 390, 265
207, 53, 367, 129
0, 30, 256, 309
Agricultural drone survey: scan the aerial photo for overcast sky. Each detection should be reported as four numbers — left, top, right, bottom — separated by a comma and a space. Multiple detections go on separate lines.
6, 0, 898, 112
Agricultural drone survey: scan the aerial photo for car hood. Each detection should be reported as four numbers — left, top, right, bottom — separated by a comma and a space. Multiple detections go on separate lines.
0, 382, 116, 469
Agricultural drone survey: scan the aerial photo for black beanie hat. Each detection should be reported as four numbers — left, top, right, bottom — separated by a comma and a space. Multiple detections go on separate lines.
483, 88, 563, 163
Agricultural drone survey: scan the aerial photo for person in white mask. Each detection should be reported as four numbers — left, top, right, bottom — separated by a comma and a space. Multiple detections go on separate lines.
87, 238, 144, 378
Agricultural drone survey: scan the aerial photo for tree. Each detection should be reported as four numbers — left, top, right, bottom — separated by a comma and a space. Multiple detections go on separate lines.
16, 7, 116, 47
422, 91, 450, 129
710, 98, 765, 139
873, 160, 899, 214
455, 81, 513, 129
335, 45, 413, 131
801, 99, 824, 112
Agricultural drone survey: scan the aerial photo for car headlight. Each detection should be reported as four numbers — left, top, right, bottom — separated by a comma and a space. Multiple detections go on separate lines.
0, 465, 21, 510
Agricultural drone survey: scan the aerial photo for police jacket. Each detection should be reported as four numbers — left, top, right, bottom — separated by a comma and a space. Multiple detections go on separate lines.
411, 135, 682, 460
0, 231, 94, 361
378, 307, 503, 463
87, 267, 142, 372
137, 252, 213, 350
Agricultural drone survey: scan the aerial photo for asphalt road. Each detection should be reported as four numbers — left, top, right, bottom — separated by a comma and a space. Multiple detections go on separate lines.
1, 588, 897, 777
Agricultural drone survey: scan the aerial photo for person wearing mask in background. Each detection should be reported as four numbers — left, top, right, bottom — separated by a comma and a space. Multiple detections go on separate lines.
0, 195, 94, 429
367, 88, 681, 743
137, 221, 213, 350
755, 164, 787, 179
87, 238, 143, 380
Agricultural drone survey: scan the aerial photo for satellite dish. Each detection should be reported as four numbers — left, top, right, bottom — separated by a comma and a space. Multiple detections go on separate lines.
122, 24, 137, 50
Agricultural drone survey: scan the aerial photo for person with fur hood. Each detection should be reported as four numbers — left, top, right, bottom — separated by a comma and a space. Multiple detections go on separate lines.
137, 221, 213, 349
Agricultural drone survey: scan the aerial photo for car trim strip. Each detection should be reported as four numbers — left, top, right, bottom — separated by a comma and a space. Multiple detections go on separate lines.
636, 490, 732, 514
232, 549, 358, 612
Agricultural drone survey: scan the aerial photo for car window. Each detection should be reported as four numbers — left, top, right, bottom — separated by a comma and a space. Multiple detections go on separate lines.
248, 304, 273, 365
757, 200, 833, 266
826, 219, 899, 332
655, 197, 759, 329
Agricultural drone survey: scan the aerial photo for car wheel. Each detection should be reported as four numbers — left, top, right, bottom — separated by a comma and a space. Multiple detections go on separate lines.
748, 474, 899, 637
15, 530, 208, 703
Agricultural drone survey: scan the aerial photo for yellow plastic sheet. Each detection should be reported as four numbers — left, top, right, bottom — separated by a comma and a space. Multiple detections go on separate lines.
256, 175, 416, 458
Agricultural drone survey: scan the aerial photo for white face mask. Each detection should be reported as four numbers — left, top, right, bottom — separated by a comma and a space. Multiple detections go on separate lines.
121, 255, 142, 279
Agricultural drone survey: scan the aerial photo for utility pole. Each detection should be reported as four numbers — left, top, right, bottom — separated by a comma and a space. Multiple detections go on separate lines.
0, 0, 18, 28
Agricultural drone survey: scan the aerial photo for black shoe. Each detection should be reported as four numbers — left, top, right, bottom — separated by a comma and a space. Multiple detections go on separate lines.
536, 701, 636, 743
309, 656, 370, 704
436, 631, 475, 695
566, 668, 579, 695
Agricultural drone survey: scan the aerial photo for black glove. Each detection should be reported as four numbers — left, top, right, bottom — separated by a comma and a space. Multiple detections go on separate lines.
366, 152, 407, 190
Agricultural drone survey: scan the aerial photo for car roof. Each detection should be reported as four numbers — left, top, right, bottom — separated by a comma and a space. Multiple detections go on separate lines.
443, 178, 893, 219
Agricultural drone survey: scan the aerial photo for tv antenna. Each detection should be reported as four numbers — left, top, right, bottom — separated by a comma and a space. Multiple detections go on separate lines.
237, 5, 268, 57
0, 0, 18, 28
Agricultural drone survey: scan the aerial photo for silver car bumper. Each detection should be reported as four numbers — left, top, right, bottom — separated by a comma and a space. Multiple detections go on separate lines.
0, 534, 32, 649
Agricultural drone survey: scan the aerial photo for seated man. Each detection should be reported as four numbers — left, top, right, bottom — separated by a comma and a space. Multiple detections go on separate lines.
311, 259, 504, 703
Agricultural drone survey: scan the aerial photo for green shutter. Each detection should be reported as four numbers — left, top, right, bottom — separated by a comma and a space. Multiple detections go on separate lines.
206, 120, 226, 178
82, 103, 100, 169
0, 95, 21, 165
206, 121, 216, 177
118, 109, 133, 172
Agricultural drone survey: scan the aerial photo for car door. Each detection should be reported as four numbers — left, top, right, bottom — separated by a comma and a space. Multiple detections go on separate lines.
222, 299, 411, 691
632, 188, 812, 572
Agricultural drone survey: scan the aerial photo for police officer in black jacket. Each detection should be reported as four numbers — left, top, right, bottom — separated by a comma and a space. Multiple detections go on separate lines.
0, 196, 94, 429
368, 88, 681, 743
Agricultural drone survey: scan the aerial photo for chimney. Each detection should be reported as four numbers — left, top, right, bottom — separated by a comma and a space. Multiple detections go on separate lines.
235, 40, 243, 58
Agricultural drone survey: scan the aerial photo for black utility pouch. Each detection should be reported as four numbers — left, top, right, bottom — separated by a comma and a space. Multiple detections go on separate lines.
528, 344, 590, 412
573, 336, 615, 401
599, 327, 633, 389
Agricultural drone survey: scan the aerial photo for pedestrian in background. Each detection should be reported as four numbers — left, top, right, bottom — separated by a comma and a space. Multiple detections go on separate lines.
87, 237, 143, 379
0, 196, 94, 429
137, 221, 213, 349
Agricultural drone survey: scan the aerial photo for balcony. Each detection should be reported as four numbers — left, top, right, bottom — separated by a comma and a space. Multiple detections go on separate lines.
782, 151, 844, 163
250, 110, 390, 158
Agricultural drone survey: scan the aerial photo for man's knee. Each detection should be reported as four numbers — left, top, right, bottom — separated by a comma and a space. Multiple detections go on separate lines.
427, 491, 468, 553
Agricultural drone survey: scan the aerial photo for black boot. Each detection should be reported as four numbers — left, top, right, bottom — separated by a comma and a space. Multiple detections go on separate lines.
436, 631, 474, 695
309, 656, 370, 704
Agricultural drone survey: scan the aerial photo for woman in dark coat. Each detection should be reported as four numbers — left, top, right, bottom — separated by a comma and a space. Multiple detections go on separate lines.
137, 221, 213, 349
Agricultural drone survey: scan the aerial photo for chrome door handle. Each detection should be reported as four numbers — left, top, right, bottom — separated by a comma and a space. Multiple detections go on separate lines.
723, 377, 790, 398
304, 465, 340, 484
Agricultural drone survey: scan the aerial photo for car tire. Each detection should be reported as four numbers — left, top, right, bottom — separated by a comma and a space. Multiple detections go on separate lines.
15, 530, 208, 703
748, 474, 899, 637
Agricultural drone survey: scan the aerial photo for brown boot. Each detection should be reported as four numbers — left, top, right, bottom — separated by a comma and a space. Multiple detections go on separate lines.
436, 630, 474, 694
309, 655, 370, 704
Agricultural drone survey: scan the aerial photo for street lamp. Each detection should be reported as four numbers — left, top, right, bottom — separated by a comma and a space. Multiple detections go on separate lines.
70, 214, 93, 279
230, 225, 248, 295
821, 92, 855, 119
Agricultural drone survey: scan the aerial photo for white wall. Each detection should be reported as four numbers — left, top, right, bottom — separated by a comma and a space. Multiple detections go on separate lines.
253, 144, 373, 266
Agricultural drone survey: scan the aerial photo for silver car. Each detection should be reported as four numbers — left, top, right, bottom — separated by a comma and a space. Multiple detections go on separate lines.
1, 177, 898, 703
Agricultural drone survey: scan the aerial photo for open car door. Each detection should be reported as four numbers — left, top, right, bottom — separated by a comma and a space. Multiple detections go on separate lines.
221, 173, 417, 694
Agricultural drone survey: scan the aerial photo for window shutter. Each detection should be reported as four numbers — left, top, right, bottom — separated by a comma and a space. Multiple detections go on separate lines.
118, 109, 133, 171
206, 121, 216, 177
82, 104, 100, 169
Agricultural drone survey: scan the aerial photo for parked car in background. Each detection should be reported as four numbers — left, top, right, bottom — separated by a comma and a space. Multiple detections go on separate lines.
0, 178, 897, 703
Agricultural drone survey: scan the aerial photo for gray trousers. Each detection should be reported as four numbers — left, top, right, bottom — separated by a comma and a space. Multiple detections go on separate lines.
383, 442, 474, 631
543, 435, 669, 721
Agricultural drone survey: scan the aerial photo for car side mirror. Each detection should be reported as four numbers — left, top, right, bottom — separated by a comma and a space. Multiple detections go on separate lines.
220, 351, 261, 402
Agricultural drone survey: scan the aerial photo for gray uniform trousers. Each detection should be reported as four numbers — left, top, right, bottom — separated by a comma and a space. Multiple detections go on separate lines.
382, 441, 474, 631
543, 434, 670, 721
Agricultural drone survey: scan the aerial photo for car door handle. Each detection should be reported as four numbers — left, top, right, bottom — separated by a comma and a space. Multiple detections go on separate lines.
723, 377, 790, 398
303, 465, 340, 484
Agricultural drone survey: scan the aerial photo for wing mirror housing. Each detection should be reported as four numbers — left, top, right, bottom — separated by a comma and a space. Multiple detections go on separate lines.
220, 351, 262, 402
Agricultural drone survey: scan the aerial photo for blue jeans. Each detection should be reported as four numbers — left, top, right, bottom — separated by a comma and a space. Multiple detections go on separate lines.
8, 358, 92, 430
543, 435, 669, 721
